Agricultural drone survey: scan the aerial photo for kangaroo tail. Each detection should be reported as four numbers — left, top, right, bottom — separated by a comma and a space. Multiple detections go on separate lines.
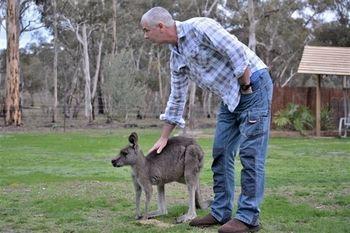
195, 182, 212, 209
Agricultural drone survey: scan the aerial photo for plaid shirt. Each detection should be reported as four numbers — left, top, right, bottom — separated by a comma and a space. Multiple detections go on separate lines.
160, 17, 267, 128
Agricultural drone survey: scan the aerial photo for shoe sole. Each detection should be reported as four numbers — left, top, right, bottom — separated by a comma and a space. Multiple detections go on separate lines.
218, 225, 261, 233
189, 224, 220, 228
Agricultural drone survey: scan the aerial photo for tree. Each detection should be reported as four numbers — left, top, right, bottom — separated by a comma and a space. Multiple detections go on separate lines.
59, 0, 107, 123
21, 51, 45, 106
248, 0, 257, 52
52, 0, 58, 122
5, 0, 21, 126
312, 0, 350, 47
102, 49, 146, 121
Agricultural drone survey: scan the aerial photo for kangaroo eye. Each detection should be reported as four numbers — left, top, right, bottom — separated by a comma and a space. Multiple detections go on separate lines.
121, 151, 127, 156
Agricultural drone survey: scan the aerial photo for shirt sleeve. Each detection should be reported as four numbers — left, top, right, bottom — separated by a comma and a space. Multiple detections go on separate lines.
196, 20, 249, 79
159, 67, 189, 128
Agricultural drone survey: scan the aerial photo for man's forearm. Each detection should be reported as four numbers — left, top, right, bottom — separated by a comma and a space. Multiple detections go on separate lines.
160, 122, 176, 139
238, 67, 251, 85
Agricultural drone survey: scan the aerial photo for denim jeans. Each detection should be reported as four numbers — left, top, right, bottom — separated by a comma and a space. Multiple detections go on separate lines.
210, 69, 273, 226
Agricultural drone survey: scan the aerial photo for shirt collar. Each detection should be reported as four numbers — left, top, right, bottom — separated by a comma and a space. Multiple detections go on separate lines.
175, 21, 186, 39
169, 21, 186, 54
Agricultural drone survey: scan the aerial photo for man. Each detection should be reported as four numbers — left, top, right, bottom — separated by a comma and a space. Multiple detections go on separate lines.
141, 6, 273, 233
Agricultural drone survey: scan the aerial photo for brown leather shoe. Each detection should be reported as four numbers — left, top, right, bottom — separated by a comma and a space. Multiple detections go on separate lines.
218, 219, 261, 233
189, 213, 221, 227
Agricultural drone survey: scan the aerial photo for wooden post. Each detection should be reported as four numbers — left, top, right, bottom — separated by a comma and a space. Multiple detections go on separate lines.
343, 76, 348, 118
316, 74, 321, 137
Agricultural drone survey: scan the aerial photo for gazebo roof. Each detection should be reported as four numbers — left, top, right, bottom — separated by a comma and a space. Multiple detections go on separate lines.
298, 46, 350, 76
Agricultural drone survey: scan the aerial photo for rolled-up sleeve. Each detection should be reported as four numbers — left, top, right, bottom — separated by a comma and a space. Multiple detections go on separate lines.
160, 68, 189, 128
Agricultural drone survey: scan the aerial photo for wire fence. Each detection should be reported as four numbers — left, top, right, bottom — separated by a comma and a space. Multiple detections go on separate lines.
1, 86, 348, 130
0, 104, 217, 129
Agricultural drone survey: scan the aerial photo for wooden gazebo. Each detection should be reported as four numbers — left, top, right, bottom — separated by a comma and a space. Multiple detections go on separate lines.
298, 46, 350, 136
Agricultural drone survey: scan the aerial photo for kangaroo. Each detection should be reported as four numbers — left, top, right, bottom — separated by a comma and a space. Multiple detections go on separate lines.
111, 132, 207, 223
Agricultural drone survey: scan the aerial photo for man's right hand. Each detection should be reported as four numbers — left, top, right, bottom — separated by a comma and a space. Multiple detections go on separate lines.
148, 136, 168, 154
148, 122, 176, 154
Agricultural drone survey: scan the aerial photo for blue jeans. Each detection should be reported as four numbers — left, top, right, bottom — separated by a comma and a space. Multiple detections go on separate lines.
210, 69, 273, 226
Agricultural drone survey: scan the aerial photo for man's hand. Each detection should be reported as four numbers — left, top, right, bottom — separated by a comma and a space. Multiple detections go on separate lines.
149, 122, 175, 154
149, 137, 168, 154
240, 86, 253, 95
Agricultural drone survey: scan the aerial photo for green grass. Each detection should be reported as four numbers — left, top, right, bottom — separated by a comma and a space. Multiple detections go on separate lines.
0, 129, 349, 233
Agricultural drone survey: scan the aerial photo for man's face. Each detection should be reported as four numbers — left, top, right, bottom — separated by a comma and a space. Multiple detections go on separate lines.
141, 22, 164, 44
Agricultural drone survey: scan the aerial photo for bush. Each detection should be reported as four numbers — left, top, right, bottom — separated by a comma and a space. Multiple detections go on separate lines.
102, 49, 146, 121
321, 106, 335, 130
273, 103, 314, 134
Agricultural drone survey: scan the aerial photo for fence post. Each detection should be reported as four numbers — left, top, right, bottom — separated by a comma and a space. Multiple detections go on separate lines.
316, 75, 321, 137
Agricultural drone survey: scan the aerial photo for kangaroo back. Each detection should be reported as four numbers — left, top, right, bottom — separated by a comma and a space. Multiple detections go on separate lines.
145, 136, 203, 184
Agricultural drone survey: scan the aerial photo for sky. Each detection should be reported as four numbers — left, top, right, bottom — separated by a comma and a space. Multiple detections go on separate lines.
0, 2, 52, 50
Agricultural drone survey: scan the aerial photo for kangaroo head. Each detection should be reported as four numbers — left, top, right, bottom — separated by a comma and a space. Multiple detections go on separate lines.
111, 132, 141, 167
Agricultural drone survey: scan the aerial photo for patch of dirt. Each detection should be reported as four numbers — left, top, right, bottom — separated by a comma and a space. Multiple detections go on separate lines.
138, 219, 175, 228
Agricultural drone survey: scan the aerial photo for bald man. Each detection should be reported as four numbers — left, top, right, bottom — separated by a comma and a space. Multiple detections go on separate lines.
141, 7, 273, 233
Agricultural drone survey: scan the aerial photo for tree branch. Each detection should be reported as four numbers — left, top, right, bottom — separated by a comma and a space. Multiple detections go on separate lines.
75, 24, 83, 45
281, 68, 297, 87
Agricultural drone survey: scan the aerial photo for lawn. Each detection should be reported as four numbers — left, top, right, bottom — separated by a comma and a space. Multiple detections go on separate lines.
0, 128, 349, 233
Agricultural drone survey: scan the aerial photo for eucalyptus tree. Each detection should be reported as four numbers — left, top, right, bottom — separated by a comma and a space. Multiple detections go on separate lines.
4, 0, 21, 125
52, 0, 57, 122
312, 0, 350, 47
44, 0, 110, 123
2, 0, 47, 125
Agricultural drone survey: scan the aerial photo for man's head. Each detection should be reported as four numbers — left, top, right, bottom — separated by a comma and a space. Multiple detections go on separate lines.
140, 7, 177, 44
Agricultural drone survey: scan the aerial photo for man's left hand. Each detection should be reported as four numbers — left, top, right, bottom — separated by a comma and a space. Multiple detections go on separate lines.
240, 86, 253, 95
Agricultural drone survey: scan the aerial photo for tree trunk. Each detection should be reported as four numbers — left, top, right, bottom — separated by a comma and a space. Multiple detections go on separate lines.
147, 44, 154, 74
188, 81, 197, 130
78, 23, 93, 123
67, 64, 79, 119
248, 0, 257, 52
97, 77, 104, 114
202, 90, 212, 118
52, 0, 58, 123
91, 28, 104, 120
111, 0, 117, 57
5, 0, 21, 126
207, 92, 212, 117
156, 46, 164, 108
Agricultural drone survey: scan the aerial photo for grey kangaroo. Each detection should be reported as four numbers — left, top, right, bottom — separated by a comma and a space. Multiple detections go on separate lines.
111, 132, 207, 223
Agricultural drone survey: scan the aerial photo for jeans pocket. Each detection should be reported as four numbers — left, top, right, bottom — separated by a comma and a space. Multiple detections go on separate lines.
242, 110, 269, 138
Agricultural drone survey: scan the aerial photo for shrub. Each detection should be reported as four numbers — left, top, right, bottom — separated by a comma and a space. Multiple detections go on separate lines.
102, 49, 146, 122
321, 106, 335, 130
273, 103, 315, 134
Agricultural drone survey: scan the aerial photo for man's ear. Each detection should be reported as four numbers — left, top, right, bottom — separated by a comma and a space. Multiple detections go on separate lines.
158, 22, 165, 31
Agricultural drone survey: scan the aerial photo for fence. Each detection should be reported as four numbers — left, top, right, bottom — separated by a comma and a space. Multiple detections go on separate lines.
1, 86, 348, 129
271, 86, 348, 127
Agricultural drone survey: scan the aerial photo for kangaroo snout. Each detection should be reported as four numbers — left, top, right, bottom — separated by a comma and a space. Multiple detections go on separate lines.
111, 158, 122, 167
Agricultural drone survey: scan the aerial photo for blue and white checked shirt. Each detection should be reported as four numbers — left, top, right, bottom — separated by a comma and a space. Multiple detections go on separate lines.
160, 17, 267, 128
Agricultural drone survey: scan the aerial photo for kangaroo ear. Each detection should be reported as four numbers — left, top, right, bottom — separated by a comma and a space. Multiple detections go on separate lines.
128, 132, 138, 146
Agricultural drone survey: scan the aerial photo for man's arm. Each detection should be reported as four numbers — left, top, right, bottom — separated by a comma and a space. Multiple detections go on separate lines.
150, 66, 189, 154
148, 123, 175, 154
